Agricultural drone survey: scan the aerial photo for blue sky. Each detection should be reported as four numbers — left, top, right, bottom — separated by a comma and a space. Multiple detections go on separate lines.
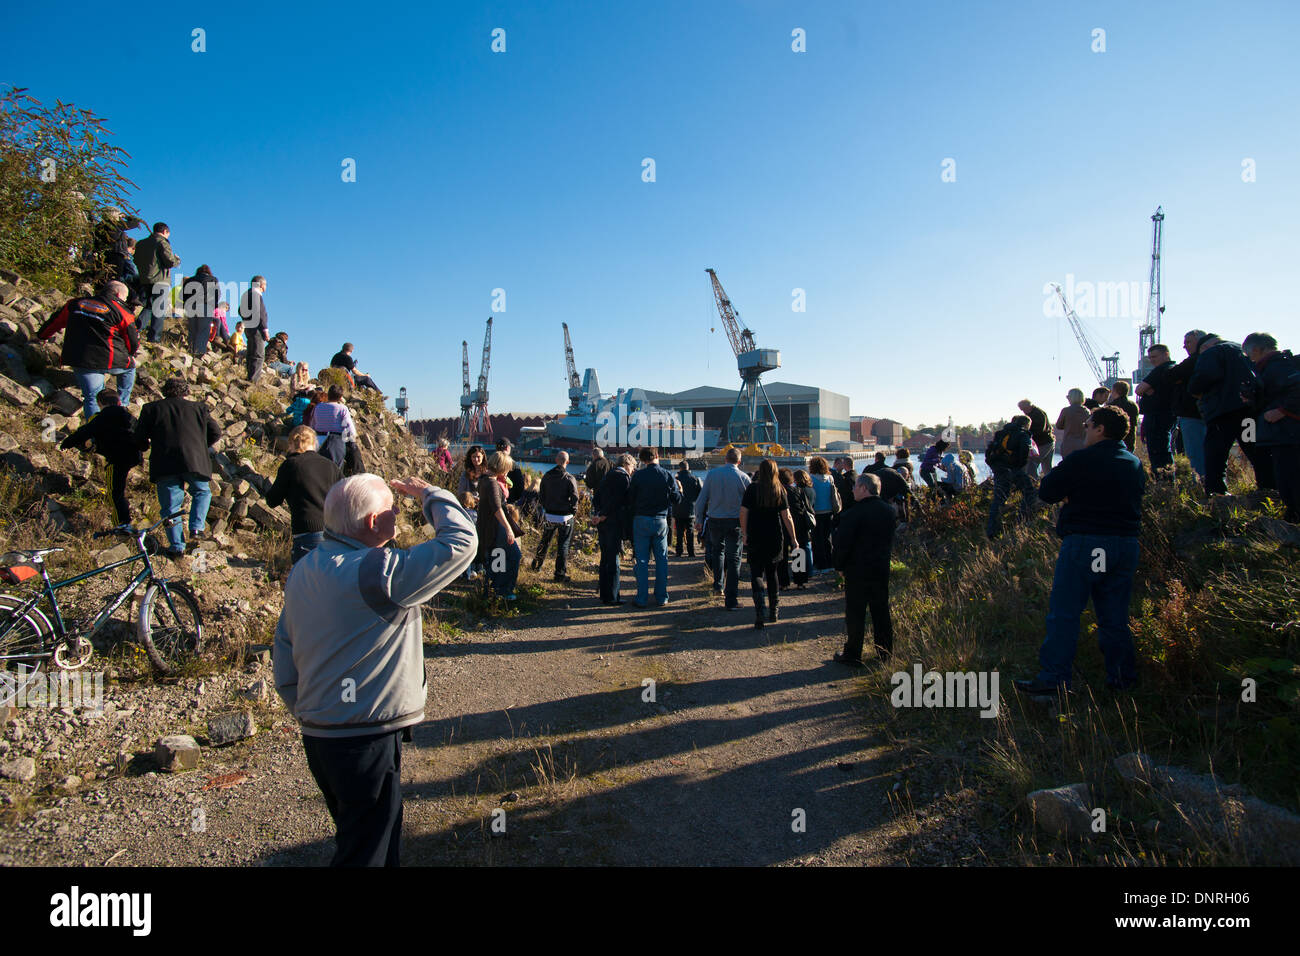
7, 0, 1298, 428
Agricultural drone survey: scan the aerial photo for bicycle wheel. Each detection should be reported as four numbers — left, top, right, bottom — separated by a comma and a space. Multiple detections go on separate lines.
0, 592, 54, 668
137, 581, 204, 674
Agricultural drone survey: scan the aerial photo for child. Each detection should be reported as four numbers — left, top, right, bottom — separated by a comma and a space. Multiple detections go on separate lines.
60, 389, 143, 526
229, 320, 246, 362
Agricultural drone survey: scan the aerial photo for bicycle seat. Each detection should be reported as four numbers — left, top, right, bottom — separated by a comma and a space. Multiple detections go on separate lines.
3, 548, 63, 562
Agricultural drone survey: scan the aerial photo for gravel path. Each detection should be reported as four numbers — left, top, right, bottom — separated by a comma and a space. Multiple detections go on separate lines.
3, 552, 921, 866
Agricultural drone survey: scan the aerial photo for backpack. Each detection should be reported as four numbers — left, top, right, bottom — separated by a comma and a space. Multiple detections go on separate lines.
987, 427, 1029, 469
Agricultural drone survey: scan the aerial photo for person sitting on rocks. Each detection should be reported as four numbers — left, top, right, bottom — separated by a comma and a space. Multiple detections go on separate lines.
134, 376, 222, 557
266, 425, 343, 564
330, 342, 380, 392
290, 361, 312, 395
266, 332, 294, 378
60, 389, 142, 526
312, 384, 358, 469
37, 279, 139, 419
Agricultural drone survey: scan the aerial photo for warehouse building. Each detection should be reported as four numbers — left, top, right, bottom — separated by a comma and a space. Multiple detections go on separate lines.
641, 381, 850, 448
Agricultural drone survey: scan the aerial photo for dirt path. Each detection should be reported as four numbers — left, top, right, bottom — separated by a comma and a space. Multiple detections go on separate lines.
4, 552, 918, 867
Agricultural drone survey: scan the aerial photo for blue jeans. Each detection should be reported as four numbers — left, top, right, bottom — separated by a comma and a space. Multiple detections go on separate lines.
270, 361, 294, 377
487, 525, 521, 597
73, 367, 137, 418
140, 295, 169, 343
1036, 534, 1139, 689
291, 531, 324, 564
156, 474, 212, 551
633, 514, 669, 606
707, 517, 742, 604
1178, 417, 1206, 479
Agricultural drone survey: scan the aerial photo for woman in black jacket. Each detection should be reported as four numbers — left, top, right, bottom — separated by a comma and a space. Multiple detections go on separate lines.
266, 425, 343, 564
788, 469, 817, 588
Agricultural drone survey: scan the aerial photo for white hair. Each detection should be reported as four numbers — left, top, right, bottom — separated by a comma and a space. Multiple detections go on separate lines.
324, 474, 391, 539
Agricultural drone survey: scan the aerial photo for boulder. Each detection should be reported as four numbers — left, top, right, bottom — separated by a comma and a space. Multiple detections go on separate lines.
154, 735, 201, 772
1027, 783, 1094, 838
0, 373, 37, 407
207, 711, 256, 746
0, 756, 36, 782
0, 345, 29, 384
49, 389, 82, 416
248, 501, 289, 531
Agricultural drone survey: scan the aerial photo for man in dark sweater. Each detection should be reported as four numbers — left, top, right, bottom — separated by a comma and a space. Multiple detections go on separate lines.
1134, 344, 1179, 474
832, 458, 857, 520
1166, 330, 1207, 478
134, 377, 222, 556
1244, 332, 1300, 522
531, 450, 580, 581
1017, 400, 1055, 478
831, 472, 898, 667
626, 448, 681, 607
593, 454, 633, 605
60, 390, 142, 526
267, 425, 344, 564
1188, 332, 1270, 495
1015, 406, 1145, 695
330, 343, 380, 392
584, 448, 611, 493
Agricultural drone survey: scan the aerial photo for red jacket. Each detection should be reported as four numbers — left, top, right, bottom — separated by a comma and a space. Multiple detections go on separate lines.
38, 294, 139, 371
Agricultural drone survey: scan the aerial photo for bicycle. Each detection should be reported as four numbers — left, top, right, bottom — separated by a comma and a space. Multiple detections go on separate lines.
0, 511, 205, 675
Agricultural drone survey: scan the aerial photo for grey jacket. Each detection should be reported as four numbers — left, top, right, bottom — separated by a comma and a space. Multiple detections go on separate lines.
695, 463, 751, 524
274, 487, 477, 738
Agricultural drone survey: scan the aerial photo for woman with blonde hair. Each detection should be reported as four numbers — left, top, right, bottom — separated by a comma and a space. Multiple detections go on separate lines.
290, 361, 311, 395
1056, 388, 1090, 459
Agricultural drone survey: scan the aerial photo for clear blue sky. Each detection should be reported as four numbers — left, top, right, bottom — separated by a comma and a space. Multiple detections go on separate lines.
7, 0, 1298, 429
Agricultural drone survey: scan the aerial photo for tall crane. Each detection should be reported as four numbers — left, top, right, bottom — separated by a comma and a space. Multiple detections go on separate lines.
1052, 282, 1120, 388
562, 322, 583, 411
1135, 206, 1165, 381
458, 318, 493, 442
706, 268, 781, 445
455, 340, 472, 439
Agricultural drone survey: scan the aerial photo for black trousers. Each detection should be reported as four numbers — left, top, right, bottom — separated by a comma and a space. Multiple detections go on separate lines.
1144, 413, 1175, 473
674, 513, 695, 556
1271, 443, 1300, 522
104, 459, 133, 525
1205, 409, 1271, 495
750, 561, 779, 612
843, 569, 892, 660
302, 730, 404, 867
812, 512, 835, 570
597, 522, 623, 603
533, 520, 572, 577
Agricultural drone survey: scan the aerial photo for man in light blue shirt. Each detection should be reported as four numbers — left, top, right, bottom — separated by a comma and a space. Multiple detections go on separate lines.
695, 447, 751, 609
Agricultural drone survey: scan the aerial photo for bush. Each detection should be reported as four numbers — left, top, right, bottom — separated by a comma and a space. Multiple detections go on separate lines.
0, 88, 137, 288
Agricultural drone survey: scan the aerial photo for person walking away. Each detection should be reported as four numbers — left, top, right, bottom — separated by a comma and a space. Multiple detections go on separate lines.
239, 275, 270, 381
985, 415, 1035, 539
695, 447, 752, 607
1244, 333, 1300, 522
1014, 407, 1145, 694
132, 222, 181, 344
1106, 381, 1140, 454
1188, 332, 1270, 496
312, 385, 358, 468
788, 470, 817, 586
1133, 344, 1179, 475
831, 473, 897, 667
475, 451, 522, 600
1055, 389, 1090, 460
37, 280, 139, 418
593, 454, 634, 604
740, 459, 797, 629
266, 425, 344, 564
330, 343, 381, 392
532, 451, 579, 581
60, 389, 142, 526
1018, 400, 1056, 478
182, 265, 221, 358
807, 456, 840, 571
134, 377, 222, 557
584, 448, 611, 493
833, 457, 858, 513
627, 448, 681, 607
274, 474, 475, 866
674, 460, 702, 556
1167, 330, 1208, 479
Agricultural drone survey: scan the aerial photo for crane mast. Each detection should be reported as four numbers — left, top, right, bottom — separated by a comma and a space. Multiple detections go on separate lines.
705, 268, 781, 445
562, 322, 584, 411
1136, 206, 1165, 381
1053, 283, 1119, 388
458, 318, 493, 442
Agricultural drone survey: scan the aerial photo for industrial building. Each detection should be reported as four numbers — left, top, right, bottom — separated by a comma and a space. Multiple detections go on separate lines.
641, 382, 850, 449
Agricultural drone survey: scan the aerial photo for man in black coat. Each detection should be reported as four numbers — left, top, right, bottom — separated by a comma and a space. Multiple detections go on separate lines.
1187, 333, 1269, 495
831, 472, 897, 666
266, 425, 344, 564
673, 461, 702, 556
182, 265, 221, 358
584, 448, 611, 492
833, 457, 857, 521
1245, 332, 1300, 522
1134, 344, 1179, 474
239, 276, 270, 381
593, 454, 633, 605
135, 377, 222, 556
985, 416, 1035, 539
60, 389, 142, 526
532, 450, 580, 581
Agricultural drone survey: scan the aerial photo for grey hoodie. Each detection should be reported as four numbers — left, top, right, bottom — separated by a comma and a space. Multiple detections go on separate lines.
274, 487, 476, 738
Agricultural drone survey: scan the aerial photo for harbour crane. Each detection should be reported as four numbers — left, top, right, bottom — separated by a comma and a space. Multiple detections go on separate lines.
1135, 206, 1165, 381
455, 340, 472, 438
457, 317, 493, 442
1052, 282, 1120, 388
562, 322, 583, 411
705, 268, 781, 445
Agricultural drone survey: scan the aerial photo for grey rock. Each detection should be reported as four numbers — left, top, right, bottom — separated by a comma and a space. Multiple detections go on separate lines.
0, 373, 37, 407
153, 735, 201, 772
206, 711, 256, 746
1027, 783, 1093, 838
0, 756, 36, 782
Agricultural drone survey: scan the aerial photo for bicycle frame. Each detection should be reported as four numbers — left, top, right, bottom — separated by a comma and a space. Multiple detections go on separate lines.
0, 548, 155, 662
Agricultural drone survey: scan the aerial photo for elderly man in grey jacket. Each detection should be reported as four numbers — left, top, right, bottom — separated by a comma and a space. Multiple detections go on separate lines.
275, 473, 476, 866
